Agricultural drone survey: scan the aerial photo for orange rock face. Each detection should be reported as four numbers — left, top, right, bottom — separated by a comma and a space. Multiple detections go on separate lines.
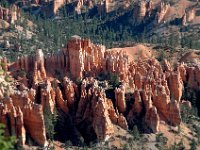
93, 95, 114, 140
130, 0, 200, 27
33, 49, 47, 84
156, 2, 170, 23
53, 0, 67, 14
63, 77, 75, 107
133, 0, 153, 25
115, 84, 126, 114
145, 106, 160, 133
0, 100, 26, 145
117, 114, 128, 130
168, 71, 183, 102
187, 8, 196, 22
56, 86, 68, 113
105, 0, 130, 13
0, 4, 20, 24
66, 36, 106, 80
126, 58, 183, 132
132, 0, 170, 25
1, 36, 199, 146
0, 94, 47, 146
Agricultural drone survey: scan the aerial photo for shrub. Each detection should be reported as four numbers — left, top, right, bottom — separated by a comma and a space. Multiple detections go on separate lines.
180, 104, 198, 123
4, 75, 12, 82
44, 106, 57, 141
130, 126, 140, 141
190, 139, 197, 150
0, 124, 15, 150
155, 133, 168, 149
168, 139, 185, 150
109, 73, 120, 88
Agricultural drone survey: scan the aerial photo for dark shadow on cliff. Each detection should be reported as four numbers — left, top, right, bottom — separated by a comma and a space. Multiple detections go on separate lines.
76, 119, 98, 146
54, 108, 84, 146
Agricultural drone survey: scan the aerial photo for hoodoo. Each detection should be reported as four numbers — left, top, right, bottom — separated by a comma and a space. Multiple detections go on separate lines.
1, 36, 199, 148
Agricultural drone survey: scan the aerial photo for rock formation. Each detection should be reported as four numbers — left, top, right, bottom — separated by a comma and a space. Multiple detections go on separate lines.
156, 2, 170, 24
0, 93, 47, 146
0, 101, 26, 145
133, 0, 147, 25
1, 36, 200, 147
63, 77, 75, 107
33, 49, 47, 84
132, 0, 153, 25
168, 71, 183, 102
145, 106, 160, 133
66, 35, 108, 80
115, 84, 126, 114
105, 0, 130, 13
56, 86, 69, 113
75, 0, 94, 14
178, 63, 200, 89
53, 0, 67, 14
130, 0, 200, 27
0, 4, 20, 24
93, 93, 114, 141
182, 7, 196, 25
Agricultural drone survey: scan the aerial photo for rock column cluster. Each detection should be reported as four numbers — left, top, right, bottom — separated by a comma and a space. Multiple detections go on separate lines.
1, 37, 200, 146
0, 4, 20, 24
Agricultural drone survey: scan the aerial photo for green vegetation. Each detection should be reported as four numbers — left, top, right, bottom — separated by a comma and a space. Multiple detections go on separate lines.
155, 133, 168, 150
0, 0, 10, 8
157, 49, 171, 62
181, 86, 200, 121
129, 125, 141, 141
0, 124, 15, 150
190, 139, 197, 150
180, 93, 200, 149
96, 72, 120, 88
122, 126, 142, 150
192, 124, 200, 143
109, 73, 120, 88
44, 105, 58, 149
168, 140, 185, 150
4, 75, 12, 82
181, 104, 198, 124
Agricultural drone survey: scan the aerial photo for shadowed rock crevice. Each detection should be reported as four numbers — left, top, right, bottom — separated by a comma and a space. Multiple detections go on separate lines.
36, 85, 42, 104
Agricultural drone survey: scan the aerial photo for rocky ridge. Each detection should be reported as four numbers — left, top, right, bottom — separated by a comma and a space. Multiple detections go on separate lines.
5, 0, 200, 27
